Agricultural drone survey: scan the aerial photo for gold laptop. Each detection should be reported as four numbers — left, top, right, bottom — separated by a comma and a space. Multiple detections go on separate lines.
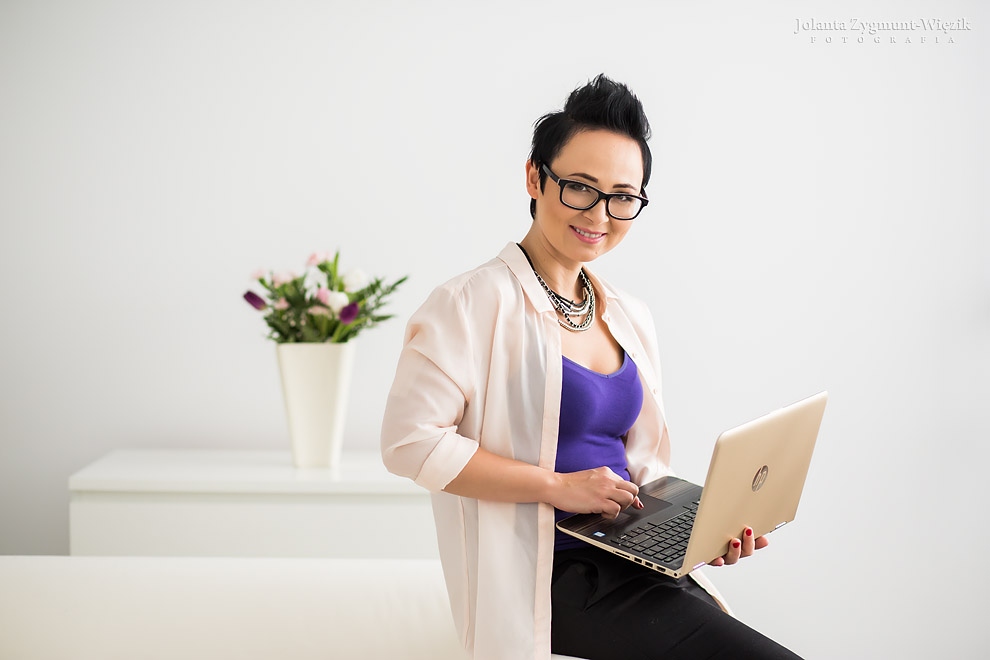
556, 391, 828, 579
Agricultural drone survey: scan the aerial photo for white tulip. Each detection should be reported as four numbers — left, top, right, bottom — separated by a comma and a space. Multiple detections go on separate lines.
325, 291, 350, 314
342, 268, 370, 292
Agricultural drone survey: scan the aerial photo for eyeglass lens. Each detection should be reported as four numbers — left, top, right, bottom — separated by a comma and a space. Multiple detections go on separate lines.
560, 182, 642, 220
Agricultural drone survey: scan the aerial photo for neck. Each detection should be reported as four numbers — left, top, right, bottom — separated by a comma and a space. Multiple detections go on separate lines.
518, 233, 584, 301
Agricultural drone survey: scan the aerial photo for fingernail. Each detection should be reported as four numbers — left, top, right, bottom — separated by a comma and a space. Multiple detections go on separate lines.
746, 528, 753, 537
732, 540, 741, 549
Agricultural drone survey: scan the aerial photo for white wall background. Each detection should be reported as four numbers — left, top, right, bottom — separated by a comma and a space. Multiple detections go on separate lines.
1, 0, 987, 657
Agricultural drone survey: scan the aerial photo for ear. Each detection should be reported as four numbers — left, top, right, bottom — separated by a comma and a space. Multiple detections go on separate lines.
525, 160, 540, 199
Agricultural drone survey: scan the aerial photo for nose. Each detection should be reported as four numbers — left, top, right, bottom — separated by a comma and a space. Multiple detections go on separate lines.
582, 197, 610, 225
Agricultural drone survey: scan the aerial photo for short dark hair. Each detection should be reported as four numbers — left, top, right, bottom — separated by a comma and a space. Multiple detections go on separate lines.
528, 74, 652, 219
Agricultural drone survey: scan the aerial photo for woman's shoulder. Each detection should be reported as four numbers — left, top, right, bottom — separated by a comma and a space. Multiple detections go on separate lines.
413, 253, 522, 324
426, 252, 528, 311
434, 255, 514, 296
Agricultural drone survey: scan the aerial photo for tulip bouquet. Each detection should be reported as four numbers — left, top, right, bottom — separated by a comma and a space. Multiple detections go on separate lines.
243, 250, 407, 343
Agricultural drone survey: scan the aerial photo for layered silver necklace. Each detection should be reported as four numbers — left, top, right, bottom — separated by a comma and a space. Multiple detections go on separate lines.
517, 244, 595, 332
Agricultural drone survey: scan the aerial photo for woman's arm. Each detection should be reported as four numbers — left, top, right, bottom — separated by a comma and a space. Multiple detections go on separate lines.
381, 286, 481, 492
443, 446, 642, 519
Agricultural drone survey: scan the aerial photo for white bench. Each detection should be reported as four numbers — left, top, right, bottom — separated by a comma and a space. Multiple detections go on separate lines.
0, 555, 582, 659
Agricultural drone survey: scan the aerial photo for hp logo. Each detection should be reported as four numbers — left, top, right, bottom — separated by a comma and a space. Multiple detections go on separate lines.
752, 465, 769, 492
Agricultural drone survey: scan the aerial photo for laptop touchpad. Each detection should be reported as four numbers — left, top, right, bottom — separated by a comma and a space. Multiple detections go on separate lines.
638, 493, 675, 516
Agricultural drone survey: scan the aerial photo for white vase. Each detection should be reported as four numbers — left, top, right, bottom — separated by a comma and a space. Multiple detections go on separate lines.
276, 341, 357, 469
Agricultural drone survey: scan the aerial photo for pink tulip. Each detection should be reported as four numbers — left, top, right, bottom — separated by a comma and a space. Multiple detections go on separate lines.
307, 251, 331, 267
274, 298, 289, 311
315, 287, 331, 305
272, 271, 296, 286
339, 302, 360, 325
250, 268, 267, 281
243, 291, 266, 310
308, 306, 331, 316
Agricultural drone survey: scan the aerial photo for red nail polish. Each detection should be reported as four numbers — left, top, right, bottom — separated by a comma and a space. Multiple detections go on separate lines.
746, 528, 753, 537
732, 540, 740, 549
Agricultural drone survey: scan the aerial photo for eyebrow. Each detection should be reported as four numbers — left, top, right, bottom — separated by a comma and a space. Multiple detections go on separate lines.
566, 172, 637, 191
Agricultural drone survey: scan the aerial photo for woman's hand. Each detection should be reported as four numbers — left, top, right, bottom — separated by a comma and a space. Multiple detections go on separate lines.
708, 527, 770, 566
549, 466, 644, 520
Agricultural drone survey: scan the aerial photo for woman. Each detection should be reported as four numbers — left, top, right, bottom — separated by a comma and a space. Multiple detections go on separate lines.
381, 75, 801, 660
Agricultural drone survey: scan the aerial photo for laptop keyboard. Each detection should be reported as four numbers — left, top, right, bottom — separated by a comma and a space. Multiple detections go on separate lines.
608, 500, 699, 566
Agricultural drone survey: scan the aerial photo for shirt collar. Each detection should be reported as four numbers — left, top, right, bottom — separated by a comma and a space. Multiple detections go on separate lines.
496, 241, 619, 315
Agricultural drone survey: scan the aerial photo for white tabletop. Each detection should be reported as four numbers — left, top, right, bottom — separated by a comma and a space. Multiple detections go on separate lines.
68, 449, 425, 496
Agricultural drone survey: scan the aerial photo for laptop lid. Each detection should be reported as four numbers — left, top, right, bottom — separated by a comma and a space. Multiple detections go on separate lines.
681, 390, 828, 572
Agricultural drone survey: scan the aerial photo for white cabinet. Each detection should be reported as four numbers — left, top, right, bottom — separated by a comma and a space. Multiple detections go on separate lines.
69, 449, 437, 558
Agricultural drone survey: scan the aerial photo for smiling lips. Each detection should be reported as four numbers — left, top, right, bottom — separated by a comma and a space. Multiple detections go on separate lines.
570, 225, 606, 243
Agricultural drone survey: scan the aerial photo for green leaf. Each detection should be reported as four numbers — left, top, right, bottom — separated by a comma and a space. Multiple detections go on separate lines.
329, 251, 340, 290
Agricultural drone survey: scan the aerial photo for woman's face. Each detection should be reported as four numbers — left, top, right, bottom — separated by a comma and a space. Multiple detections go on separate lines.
525, 128, 644, 267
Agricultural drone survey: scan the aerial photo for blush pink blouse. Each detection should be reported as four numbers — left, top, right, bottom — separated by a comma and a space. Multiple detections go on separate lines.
381, 242, 732, 660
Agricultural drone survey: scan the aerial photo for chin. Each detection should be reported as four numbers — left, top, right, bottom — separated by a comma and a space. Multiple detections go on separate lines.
577, 237, 611, 254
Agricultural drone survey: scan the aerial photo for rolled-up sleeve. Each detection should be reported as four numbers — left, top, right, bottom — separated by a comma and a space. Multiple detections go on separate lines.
380, 285, 481, 492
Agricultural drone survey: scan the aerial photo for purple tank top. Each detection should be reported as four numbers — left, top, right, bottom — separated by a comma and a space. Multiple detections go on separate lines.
554, 350, 644, 551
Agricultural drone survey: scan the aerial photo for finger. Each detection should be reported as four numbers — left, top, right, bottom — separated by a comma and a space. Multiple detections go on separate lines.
755, 535, 770, 550
708, 556, 725, 567
723, 538, 742, 565
615, 479, 639, 496
601, 501, 621, 519
612, 490, 635, 509
621, 495, 643, 511
741, 527, 755, 557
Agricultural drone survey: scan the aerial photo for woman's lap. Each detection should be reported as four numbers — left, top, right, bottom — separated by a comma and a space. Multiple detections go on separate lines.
550, 547, 803, 660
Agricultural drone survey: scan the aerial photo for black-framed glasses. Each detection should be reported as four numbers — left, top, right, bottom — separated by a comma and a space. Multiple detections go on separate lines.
541, 164, 648, 220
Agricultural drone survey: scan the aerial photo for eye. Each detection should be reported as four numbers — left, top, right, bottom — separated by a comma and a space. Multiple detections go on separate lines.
565, 182, 589, 193
614, 195, 634, 203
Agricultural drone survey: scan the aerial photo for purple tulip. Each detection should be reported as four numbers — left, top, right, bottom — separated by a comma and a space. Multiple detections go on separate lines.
339, 302, 360, 325
243, 291, 267, 310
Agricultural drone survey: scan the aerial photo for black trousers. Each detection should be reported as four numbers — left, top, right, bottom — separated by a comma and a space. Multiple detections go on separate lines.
550, 546, 804, 660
